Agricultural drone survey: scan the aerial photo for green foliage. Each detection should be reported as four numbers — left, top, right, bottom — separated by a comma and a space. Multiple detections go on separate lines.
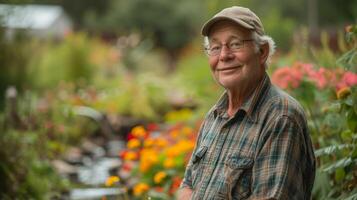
313, 26, 357, 199
0, 125, 69, 199
174, 47, 221, 116
1, 3, 356, 197
0, 28, 31, 109
91, 71, 171, 121
0, 87, 100, 198
28, 33, 94, 89
262, 8, 295, 51
97, 0, 203, 53
271, 24, 357, 199
337, 25, 357, 73
310, 31, 341, 68
281, 29, 349, 70
313, 87, 357, 199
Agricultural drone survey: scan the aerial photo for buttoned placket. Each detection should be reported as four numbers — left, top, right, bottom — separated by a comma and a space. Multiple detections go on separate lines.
198, 114, 233, 199
194, 110, 247, 199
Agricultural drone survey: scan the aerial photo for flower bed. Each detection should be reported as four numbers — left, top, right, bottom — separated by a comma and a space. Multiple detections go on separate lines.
106, 122, 200, 199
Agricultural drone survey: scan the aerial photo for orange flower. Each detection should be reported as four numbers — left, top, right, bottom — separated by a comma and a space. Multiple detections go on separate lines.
127, 138, 141, 149
131, 126, 148, 138
182, 126, 193, 136
105, 176, 120, 187
337, 87, 351, 99
139, 149, 159, 172
345, 25, 353, 33
140, 161, 151, 173
154, 171, 167, 184
123, 151, 138, 161
164, 139, 194, 158
133, 183, 149, 196
176, 139, 195, 152
163, 158, 176, 169
155, 138, 168, 148
169, 176, 183, 195
144, 138, 155, 148
154, 186, 164, 192
165, 146, 181, 158
170, 130, 180, 139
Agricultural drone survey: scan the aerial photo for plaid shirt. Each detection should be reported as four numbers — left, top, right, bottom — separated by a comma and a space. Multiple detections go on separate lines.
180, 73, 316, 200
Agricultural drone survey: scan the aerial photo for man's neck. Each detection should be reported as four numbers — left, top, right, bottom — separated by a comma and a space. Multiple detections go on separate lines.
226, 75, 265, 117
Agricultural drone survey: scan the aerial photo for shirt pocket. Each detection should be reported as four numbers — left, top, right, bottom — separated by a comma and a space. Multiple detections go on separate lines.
191, 146, 208, 188
220, 156, 254, 200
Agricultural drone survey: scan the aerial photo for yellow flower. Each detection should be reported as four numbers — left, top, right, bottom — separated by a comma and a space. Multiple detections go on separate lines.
127, 138, 141, 149
164, 139, 195, 158
139, 149, 159, 172
165, 146, 181, 158
144, 138, 155, 148
170, 130, 180, 139
105, 176, 120, 187
155, 138, 168, 148
163, 158, 175, 169
337, 87, 351, 99
154, 171, 167, 184
182, 126, 193, 136
176, 139, 195, 153
131, 126, 148, 138
140, 161, 151, 173
133, 183, 149, 196
124, 151, 138, 161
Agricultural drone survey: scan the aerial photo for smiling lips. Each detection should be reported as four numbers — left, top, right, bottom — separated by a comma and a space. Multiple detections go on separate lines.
216, 65, 242, 71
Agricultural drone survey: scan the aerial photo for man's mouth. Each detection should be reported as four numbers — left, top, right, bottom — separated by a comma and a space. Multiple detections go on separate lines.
217, 65, 242, 71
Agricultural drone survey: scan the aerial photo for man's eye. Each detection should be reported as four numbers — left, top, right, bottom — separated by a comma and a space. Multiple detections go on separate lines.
230, 42, 243, 49
210, 46, 221, 51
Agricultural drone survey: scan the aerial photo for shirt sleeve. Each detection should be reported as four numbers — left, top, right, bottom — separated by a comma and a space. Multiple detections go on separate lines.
250, 115, 314, 200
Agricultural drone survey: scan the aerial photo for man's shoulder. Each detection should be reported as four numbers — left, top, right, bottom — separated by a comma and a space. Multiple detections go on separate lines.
263, 85, 306, 119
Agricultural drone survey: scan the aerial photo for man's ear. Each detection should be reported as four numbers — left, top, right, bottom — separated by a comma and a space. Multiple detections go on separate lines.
259, 43, 269, 65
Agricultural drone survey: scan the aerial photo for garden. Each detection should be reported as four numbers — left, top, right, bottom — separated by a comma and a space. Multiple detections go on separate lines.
0, 1, 357, 200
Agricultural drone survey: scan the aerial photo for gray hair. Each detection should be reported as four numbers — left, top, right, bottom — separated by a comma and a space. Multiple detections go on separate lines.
203, 32, 276, 68
252, 32, 276, 68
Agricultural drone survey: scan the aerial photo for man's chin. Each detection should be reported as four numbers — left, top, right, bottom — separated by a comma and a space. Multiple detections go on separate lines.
217, 79, 241, 90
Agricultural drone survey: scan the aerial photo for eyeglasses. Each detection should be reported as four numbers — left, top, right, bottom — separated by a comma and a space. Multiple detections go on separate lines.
204, 39, 254, 56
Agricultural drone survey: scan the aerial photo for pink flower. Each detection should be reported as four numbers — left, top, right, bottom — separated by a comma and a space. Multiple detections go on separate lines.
309, 68, 328, 89
342, 71, 357, 85
272, 62, 356, 92
296, 62, 315, 77
272, 66, 303, 89
336, 71, 357, 90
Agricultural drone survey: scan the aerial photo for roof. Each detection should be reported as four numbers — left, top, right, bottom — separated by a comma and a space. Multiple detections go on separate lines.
0, 4, 67, 29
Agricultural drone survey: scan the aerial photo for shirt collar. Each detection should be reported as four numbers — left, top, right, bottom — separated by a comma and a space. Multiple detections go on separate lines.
213, 73, 271, 122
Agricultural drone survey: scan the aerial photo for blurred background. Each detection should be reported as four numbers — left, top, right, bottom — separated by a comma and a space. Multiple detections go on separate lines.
0, 0, 356, 199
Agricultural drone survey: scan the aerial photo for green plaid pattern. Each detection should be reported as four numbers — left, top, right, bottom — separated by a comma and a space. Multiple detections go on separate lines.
181, 73, 316, 200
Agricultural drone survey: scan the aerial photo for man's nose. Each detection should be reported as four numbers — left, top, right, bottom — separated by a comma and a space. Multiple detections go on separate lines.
219, 45, 234, 61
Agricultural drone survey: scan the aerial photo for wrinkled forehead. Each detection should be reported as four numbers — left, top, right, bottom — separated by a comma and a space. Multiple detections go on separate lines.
208, 20, 253, 40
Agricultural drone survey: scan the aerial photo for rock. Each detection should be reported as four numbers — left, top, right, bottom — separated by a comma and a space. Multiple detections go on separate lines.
77, 158, 122, 185
70, 187, 126, 200
63, 147, 83, 165
105, 140, 126, 157
52, 159, 78, 175
81, 140, 105, 158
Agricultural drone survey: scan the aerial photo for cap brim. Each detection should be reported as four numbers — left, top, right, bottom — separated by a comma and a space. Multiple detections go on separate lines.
201, 16, 254, 36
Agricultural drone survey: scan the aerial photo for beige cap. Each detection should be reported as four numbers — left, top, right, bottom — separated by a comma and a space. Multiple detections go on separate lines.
201, 6, 265, 36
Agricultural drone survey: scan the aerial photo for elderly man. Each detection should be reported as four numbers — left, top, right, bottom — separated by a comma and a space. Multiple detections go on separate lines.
178, 6, 316, 200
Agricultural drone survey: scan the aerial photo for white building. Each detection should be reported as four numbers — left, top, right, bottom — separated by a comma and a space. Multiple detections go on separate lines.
0, 4, 73, 39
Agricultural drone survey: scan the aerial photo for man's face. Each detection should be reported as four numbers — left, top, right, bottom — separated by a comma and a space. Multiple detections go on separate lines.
207, 21, 266, 91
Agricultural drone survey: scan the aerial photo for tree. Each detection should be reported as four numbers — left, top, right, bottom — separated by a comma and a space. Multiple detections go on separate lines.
89, 0, 204, 72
